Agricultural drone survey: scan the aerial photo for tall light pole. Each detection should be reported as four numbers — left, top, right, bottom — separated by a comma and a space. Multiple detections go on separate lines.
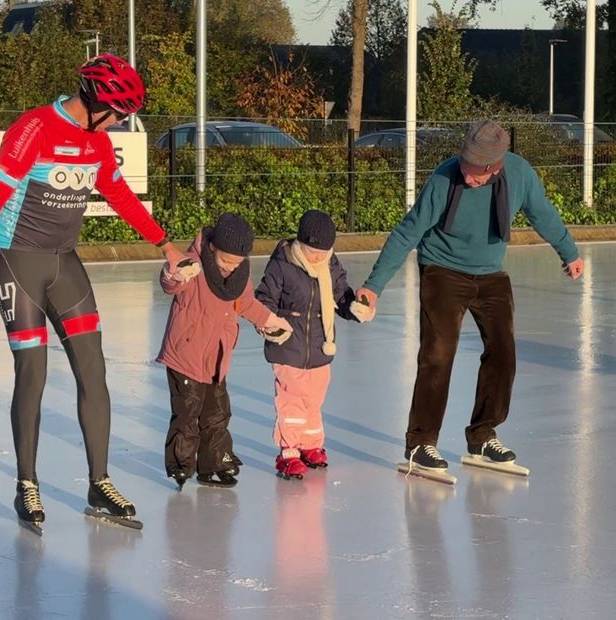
583, 0, 596, 207
406, 0, 418, 210
128, 0, 137, 132
196, 0, 207, 193
548, 39, 567, 115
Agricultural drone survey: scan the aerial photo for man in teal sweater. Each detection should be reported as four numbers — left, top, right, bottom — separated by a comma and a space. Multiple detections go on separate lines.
355, 120, 584, 473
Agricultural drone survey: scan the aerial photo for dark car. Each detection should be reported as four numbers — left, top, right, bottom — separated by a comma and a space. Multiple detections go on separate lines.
354, 127, 458, 149
155, 121, 302, 150
538, 114, 614, 144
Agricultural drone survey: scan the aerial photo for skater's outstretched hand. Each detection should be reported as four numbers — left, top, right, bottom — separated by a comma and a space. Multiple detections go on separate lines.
564, 257, 584, 280
264, 313, 294, 334
351, 287, 378, 323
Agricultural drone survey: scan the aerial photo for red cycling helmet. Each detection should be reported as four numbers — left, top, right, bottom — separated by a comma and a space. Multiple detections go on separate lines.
79, 53, 145, 117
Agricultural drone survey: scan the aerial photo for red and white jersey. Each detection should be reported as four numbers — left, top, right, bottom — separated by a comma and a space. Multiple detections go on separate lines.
0, 96, 165, 251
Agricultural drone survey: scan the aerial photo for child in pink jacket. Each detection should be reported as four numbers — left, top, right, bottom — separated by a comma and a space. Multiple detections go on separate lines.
158, 213, 291, 489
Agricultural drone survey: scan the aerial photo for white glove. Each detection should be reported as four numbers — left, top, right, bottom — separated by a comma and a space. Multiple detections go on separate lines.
172, 259, 202, 283
257, 327, 292, 345
350, 295, 376, 323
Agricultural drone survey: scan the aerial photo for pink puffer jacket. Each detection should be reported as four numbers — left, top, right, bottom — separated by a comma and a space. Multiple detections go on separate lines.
157, 231, 271, 383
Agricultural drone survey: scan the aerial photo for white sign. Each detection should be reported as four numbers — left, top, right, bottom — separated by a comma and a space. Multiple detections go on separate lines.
107, 132, 148, 194
0, 130, 148, 195
85, 200, 152, 217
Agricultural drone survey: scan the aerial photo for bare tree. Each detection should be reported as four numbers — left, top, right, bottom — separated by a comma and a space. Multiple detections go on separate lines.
348, 0, 368, 132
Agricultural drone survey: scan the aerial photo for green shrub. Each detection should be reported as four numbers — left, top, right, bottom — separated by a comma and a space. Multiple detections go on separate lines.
79, 148, 616, 243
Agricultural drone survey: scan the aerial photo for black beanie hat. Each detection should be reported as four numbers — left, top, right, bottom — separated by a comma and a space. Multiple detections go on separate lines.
297, 210, 336, 250
210, 213, 254, 257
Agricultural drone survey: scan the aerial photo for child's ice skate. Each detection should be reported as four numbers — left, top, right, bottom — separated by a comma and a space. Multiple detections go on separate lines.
462, 438, 529, 477
197, 470, 238, 488
276, 454, 307, 480
168, 470, 190, 491
300, 448, 328, 469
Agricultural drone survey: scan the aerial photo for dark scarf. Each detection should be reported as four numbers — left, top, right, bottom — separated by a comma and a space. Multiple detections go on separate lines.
200, 228, 250, 301
443, 162, 510, 242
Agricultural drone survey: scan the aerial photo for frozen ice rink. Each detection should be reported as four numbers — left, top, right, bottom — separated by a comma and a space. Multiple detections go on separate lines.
1, 242, 615, 619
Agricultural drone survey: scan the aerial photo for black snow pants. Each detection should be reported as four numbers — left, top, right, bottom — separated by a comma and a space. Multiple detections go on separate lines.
164, 366, 239, 477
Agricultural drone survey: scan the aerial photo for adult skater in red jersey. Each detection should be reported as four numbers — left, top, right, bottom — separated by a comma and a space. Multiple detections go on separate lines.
0, 54, 192, 532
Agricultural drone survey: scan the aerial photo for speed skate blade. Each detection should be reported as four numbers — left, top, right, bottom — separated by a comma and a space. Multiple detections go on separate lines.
397, 462, 457, 485
461, 455, 530, 477
18, 518, 43, 536
84, 506, 143, 530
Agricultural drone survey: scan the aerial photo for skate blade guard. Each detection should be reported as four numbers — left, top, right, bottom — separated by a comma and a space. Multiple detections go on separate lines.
461, 454, 530, 477
396, 462, 457, 485
84, 506, 143, 530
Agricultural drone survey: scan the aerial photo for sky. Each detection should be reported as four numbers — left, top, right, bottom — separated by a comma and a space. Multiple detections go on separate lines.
286, 0, 555, 45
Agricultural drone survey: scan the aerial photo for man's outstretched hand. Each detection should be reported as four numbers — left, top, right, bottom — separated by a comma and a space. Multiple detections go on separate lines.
564, 257, 584, 280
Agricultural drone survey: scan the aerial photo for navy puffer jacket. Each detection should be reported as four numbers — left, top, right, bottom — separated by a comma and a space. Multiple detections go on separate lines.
255, 240, 356, 369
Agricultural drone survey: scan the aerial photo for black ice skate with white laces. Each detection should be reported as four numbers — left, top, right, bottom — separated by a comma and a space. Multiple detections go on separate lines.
397, 445, 457, 485
84, 477, 143, 529
462, 438, 530, 477
15, 480, 45, 536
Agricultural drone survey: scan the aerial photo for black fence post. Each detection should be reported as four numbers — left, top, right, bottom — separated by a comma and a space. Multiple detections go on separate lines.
169, 127, 177, 209
510, 125, 516, 154
347, 128, 356, 232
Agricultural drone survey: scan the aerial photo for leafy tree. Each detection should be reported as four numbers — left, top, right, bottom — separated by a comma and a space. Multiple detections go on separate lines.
419, 1, 477, 121
236, 53, 324, 139
330, 0, 406, 61
143, 32, 195, 116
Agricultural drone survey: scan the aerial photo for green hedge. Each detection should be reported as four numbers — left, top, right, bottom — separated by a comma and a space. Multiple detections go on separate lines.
79, 147, 616, 243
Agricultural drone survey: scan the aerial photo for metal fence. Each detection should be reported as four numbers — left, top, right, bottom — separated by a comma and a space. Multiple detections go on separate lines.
2, 111, 616, 232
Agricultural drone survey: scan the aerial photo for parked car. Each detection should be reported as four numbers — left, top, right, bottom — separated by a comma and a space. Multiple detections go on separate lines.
537, 114, 614, 144
108, 116, 146, 132
354, 127, 458, 149
155, 121, 302, 150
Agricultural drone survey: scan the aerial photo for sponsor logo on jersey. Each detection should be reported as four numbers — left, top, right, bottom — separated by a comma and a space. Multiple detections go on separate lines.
47, 165, 98, 191
54, 146, 81, 157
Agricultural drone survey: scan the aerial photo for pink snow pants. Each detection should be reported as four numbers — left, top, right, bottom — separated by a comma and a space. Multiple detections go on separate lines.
272, 363, 331, 456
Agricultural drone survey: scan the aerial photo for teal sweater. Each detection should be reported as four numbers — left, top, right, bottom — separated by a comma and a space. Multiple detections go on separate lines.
364, 153, 579, 295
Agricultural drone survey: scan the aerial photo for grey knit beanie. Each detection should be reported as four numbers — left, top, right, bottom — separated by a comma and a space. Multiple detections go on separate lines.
460, 120, 510, 167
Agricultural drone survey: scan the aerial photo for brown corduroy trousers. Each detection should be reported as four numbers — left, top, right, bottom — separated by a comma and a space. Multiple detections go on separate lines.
406, 264, 516, 451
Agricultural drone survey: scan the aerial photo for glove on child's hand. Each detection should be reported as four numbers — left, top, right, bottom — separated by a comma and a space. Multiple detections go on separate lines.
257, 327, 292, 345
350, 294, 376, 323
172, 259, 202, 283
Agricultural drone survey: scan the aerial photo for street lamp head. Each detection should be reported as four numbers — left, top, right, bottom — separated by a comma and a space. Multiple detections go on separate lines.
549, 39, 568, 45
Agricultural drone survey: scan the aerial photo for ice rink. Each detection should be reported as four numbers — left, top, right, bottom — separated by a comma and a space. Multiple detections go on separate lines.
0, 242, 615, 619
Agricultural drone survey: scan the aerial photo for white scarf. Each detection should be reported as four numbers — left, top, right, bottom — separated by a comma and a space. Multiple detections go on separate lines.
288, 241, 337, 356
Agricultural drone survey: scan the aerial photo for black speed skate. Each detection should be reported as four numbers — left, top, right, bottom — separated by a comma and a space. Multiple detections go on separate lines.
468, 438, 516, 462
462, 438, 530, 477
84, 477, 143, 530
406, 445, 449, 469
15, 480, 45, 536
